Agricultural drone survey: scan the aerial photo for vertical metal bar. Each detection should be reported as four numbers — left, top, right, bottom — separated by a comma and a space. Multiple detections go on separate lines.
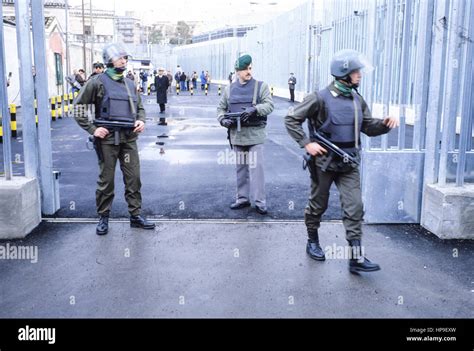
422, 0, 449, 186
438, 0, 462, 185
396, 0, 412, 150
413, 0, 435, 151
381, 0, 396, 150
31, 0, 56, 214
447, 0, 467, 152
363, 0, 378, 151
0, 3, 13, 180
65, 0, 71, 94
456, 1, 473, 186
15, 0, 39, 178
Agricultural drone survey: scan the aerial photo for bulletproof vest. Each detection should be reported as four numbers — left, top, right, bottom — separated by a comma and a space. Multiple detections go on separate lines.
96, 73, 137, 122
318, 88, 363, 153
229, 78, 266, 127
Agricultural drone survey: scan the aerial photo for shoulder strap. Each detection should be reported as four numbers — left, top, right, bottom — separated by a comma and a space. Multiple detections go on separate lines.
252, 80, 261, 106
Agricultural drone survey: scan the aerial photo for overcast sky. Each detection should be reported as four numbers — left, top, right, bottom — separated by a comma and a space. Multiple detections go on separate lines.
68, 0, 309, 32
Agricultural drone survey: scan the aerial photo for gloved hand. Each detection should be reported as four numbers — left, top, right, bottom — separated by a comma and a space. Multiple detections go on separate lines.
240, 106, 257, 124
220, 118, 234, 128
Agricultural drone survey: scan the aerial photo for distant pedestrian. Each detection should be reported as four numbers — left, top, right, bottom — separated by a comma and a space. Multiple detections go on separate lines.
288, 73, 296, 102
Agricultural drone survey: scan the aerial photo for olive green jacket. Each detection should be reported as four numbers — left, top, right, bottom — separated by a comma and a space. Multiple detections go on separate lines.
284, 81, 391, 171
217, 80, 274, 146
73, 75, 146, 144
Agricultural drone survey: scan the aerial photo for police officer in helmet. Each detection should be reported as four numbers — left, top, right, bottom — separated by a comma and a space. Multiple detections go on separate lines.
285, 49, 398, 273
74, 43, 156, 235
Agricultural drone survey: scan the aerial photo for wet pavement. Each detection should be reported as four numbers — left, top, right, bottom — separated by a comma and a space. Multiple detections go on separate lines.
0, 86, 430, 220
2, 86, 336, 219
0, 220, 473, 318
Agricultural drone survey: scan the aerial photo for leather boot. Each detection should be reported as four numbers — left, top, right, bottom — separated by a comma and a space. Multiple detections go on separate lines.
130, 215, 156, 229
348, 239, 381, 273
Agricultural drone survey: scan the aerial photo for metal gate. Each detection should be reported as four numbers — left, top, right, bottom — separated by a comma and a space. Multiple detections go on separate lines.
311, 0, 474, 223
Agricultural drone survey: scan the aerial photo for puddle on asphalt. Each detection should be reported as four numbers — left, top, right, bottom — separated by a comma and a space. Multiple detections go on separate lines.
139, 144, 225, 165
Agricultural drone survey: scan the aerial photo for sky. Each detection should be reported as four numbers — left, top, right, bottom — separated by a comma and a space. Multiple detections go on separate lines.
67, 0, 309, 32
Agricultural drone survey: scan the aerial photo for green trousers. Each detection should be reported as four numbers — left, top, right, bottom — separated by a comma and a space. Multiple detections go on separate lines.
96, 141, 142, 216
304, 165, 364, 241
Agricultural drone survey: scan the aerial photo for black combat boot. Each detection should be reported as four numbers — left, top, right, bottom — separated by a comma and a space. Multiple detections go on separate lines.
306, 231, 326, 261
130, 215, 156, 229
348, 239, 381, 273
96, 215, 109, 235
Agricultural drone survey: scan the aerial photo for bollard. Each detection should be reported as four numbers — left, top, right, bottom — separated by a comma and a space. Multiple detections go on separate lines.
35, 99, 38, 126
205, 83, 208, 96
0, 124, 2, 143
147, 85, 151, 96
69, 92, 73, 105
74, 91, 78, 99
190, 86, 194, 96
271, 86, 274, 97
63, 93, 69, 115
9, 104, 17, 138
176, 83, 180, 95
57, 95, 62, 119
51, 96, 56, 121
218, 85, 221, 96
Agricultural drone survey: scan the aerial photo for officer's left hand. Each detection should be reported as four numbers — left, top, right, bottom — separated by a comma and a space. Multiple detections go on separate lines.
383, 117, 399, 129
241, 106, 257, 123
133, 120, 145, 133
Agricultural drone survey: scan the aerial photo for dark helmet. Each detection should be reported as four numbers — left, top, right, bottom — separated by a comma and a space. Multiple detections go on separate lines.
330, 49, 365, 78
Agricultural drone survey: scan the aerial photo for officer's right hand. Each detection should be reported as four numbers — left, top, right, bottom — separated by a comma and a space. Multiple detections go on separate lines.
305, 142, 327, 156
94, 127, 109, 139
220, 118, 234, 128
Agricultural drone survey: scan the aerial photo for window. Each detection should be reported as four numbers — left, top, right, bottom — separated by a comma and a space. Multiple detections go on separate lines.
54, 53, 63, 86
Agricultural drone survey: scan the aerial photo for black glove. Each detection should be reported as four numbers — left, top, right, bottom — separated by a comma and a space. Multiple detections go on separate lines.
240, 106, 257, 124
220, 118, 234, 128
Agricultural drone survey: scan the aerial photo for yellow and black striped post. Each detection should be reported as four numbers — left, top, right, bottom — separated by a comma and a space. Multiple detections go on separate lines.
74, 91, 78, 99
51, 96, 56, 121
57, 95, 62, 119
9, 104, 17, 138
205, 83, 208, 96
218, 85, 221, 96
69, 92, 74, 105
63, 93, 69, 115
176, 83, 180, 95
0, 124, 3, 143
271, 86, 274, 97
35, 99, 38, 126
190, 86, 194, 96
147, 85, 151, 96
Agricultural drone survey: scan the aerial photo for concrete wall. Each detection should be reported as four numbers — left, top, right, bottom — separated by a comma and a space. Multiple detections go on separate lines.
0, 177, 41, 239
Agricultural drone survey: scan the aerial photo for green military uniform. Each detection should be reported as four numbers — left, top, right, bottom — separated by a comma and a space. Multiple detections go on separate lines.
74, 73, 146, 217
285, 81, 390, 240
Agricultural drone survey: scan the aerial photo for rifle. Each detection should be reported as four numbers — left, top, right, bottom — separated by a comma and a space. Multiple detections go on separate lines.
93, 119, 135, 146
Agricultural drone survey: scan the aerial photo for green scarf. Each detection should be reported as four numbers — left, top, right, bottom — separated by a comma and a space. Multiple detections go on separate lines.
105, 67, 124, 81
334, 80, 353, 97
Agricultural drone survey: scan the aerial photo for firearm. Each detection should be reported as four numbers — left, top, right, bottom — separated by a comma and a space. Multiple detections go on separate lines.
93, 119, 136, 145
310, 131, 360, 167
88, 135, 104, 162
222, 112, 244, 132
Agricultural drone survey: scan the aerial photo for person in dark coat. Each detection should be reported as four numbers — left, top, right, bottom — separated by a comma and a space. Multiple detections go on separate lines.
155, 68, 169, 113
